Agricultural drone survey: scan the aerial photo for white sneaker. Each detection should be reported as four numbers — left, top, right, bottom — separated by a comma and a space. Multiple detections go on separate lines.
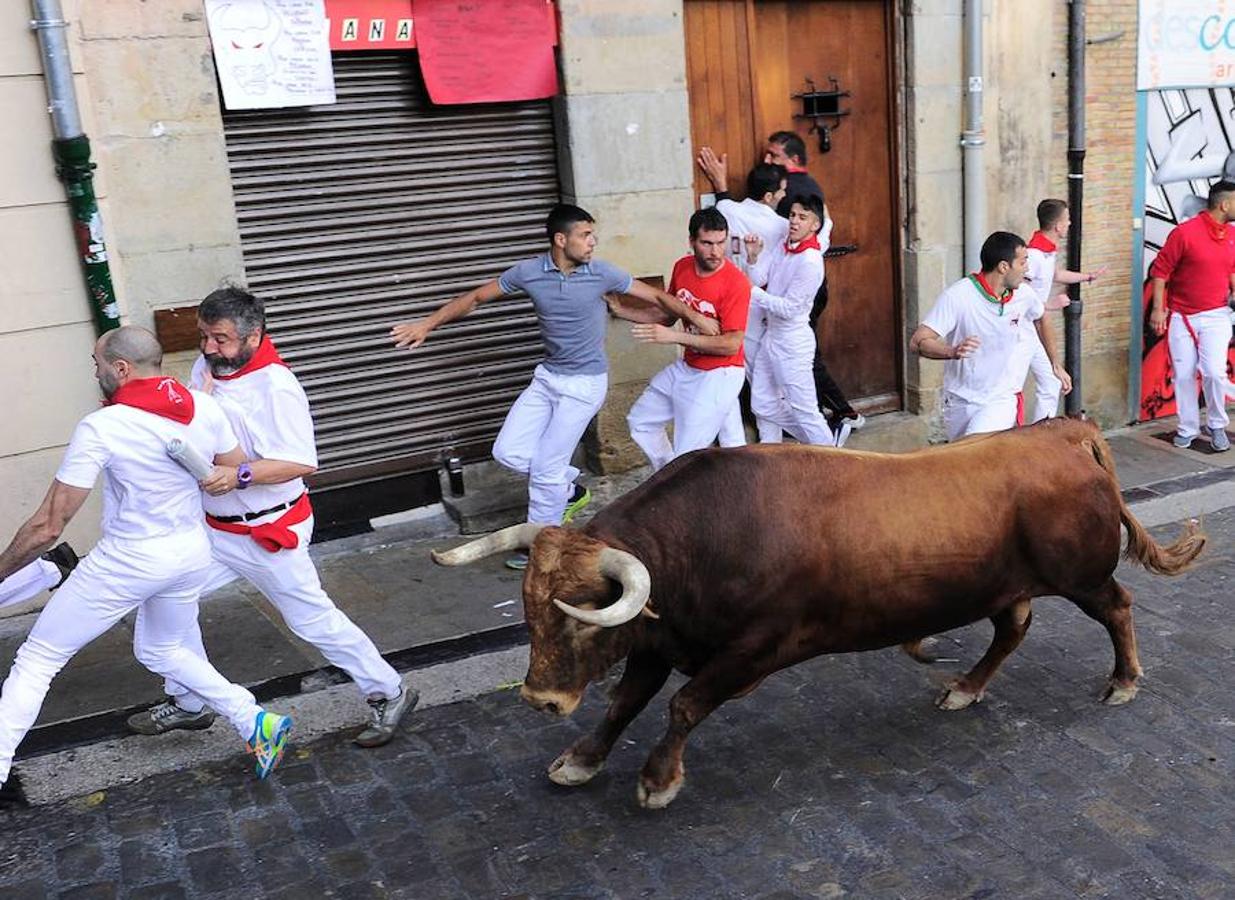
834, 420, 854, 448
845, 413, 867, 430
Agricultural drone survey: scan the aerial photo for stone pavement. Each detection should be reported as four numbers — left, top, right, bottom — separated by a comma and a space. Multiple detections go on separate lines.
2, 502, 1235, 897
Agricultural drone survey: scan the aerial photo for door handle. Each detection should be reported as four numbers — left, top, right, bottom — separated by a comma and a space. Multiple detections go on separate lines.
824, 243, 858, 259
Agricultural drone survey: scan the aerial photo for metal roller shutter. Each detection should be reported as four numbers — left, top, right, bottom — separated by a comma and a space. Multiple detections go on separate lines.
221, 52, 559, 487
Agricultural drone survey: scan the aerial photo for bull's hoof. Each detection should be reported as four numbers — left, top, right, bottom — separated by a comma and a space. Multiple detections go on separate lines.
547, 750, 604, 786
935, 682, 982, 711
636, 775, 684, 809
1100, 681, 1139, 706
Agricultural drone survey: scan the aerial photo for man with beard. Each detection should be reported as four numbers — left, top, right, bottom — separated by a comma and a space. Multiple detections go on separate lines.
910, 231, 1039, 441
392, 204, 715, 569
626, 207, 752, 470
0, 326, 292, 807
125, 288, 414, 749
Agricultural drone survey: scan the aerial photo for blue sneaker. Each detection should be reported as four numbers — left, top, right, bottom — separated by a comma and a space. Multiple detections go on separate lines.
247, 711, 292, 780
1173, 432, 1194, 449
1212, 427, 1231, 452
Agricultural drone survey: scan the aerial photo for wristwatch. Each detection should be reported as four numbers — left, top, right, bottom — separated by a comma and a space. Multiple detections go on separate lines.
236, 463, 253, 490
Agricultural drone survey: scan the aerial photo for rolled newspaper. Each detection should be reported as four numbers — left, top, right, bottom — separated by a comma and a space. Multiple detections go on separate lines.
166, 438, 215, 481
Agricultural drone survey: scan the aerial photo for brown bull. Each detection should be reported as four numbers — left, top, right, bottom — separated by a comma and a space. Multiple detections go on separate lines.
433, 418, 1204, 808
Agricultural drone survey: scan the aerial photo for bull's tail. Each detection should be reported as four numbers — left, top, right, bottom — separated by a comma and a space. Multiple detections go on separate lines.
1087, 432, 1206, 575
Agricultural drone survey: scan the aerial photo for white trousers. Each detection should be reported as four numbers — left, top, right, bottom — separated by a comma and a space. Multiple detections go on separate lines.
0, 559, 59, 611
155, 514, 402, 711
0, 534, 261, 783
628, 360, 746, 471
1026, 337, 1063, 423
943, 392, 1018, 442
716, 314, 765, 448
750, 327, 834, 445
1168, 308, 1233, 439
492, 364, 607, 524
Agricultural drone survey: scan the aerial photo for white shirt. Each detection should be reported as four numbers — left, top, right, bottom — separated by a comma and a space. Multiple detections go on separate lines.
1024, 246, 1057, 315
748, 242, 825, 334
922, 277, 1040, 402
190, 357, 318, 518
714, 198, 790, 282
56, 390, 239, 543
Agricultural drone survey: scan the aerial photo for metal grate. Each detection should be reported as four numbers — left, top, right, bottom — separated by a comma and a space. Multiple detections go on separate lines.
221, 52, 558, 484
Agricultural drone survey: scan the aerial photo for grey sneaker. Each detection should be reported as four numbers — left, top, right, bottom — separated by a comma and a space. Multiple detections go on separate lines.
126, 698, 216, 736
1212, 427, 1231, 452
354, 687, 420, 748
504, 551, 529, 571
1173, 432, 1194, 449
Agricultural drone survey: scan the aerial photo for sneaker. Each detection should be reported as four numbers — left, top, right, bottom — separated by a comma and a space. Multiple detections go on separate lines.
834, 419, 853, 449
40, 543, 79, 589
504, 551, 529, 571
562, 484, 593, 524
354, 687, 420, 748
1173, 432, 1194, 449
1212, 427, 1231, 452
126, 698, 217, 736
0, 769, 28, 810
843, 413, 867, 430
247, 711, 293, 780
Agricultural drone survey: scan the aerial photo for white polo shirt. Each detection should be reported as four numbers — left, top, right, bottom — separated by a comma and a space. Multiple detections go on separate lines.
922, 277, 1040, 403
190, 356, 318, 519
1025, 246, 1057, 315
56, 391, 239, 543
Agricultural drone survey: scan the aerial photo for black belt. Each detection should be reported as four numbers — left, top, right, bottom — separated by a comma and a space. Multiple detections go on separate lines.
207, 493, 305, 524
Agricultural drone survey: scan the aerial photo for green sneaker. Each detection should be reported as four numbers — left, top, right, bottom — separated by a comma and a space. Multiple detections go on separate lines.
247, 711, 293, 780
562, 484, 592, 524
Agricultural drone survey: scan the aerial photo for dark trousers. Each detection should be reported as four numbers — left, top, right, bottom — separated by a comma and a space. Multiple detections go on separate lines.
809, 278, 856, 417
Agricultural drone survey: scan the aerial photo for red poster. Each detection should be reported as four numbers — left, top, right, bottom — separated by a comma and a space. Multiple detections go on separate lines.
412, 0, 558, 104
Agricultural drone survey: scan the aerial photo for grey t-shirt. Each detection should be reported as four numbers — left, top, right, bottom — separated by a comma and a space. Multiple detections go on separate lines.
498, 254, 634, 375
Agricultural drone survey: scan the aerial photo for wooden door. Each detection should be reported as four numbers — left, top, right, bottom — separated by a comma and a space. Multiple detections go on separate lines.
684, 0, 902, 410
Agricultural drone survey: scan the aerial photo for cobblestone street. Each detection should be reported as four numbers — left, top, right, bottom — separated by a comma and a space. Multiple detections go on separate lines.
2, 509, 1235, 899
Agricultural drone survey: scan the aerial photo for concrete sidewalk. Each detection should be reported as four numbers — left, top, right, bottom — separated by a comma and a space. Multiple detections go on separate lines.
5, 415, 1235, 761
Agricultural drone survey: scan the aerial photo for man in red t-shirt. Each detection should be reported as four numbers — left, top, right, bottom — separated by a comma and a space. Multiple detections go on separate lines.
626, 207, 752, 471
1150, 180, 1235, 451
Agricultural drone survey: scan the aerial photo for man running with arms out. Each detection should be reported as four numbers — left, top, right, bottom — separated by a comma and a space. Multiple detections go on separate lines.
127, 289, 413, 749
0, 327, 291, 807
1149, 180, 1235, 451
392, 204, 716, 568
910, 231, 1038, 441
626, 207, 752, 469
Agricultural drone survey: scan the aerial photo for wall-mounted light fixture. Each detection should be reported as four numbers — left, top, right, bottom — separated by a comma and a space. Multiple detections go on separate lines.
792, 77, 851, 154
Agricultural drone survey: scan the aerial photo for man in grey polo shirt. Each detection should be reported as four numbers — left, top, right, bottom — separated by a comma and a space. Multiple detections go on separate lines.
392, 203, 714, 568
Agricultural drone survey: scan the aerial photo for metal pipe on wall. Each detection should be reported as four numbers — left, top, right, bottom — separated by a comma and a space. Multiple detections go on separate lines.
1064, 0, 1086, 415
30, 0, 120, 334
961, 0, 986, 272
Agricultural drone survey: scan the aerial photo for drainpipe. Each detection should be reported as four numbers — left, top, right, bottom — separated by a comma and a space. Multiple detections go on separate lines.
30, 0, 120, 334
961, 0, 986, 272
1064, 0, 1085, 415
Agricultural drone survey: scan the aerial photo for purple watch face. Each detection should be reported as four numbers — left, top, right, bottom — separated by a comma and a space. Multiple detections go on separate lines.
237, 463, 253, 487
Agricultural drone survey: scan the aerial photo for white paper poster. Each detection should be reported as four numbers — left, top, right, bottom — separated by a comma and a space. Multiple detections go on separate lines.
206, 0, 336, 110
1138, 0, 1235, 90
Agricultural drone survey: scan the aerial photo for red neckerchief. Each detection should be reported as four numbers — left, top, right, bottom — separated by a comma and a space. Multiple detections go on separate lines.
108, 376, 195, 424
1200, 210, 1229, 242
785, 162, 808, 174
214, 335, 287, 381
968, 271, 1014, 316
1027, 231, 1057, 253
784, 234, 822, 255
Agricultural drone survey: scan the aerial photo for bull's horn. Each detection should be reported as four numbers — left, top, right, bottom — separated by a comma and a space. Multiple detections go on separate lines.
553, 547, 652, 627
431, 523, 546, 566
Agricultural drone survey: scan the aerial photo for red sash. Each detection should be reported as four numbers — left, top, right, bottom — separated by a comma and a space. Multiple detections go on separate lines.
206, 493, 311, 553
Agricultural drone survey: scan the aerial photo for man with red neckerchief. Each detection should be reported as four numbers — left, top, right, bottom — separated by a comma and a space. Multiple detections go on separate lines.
126, 287, 416, 749
0, 326, 293, 807
1149, 180, 1235, 452
743, 194, 836, 445
910, 232, 1038, 441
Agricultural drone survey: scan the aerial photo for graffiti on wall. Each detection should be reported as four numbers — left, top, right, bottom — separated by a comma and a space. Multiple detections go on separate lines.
1138, 87, 1235, 420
